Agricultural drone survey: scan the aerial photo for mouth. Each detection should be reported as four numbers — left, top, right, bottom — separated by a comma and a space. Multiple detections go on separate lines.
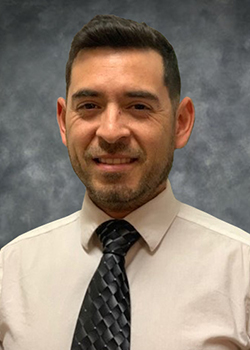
94, 157, 136, 165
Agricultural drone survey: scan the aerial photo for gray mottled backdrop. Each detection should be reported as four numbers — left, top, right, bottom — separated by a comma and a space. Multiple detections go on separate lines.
1, 0, 250, 248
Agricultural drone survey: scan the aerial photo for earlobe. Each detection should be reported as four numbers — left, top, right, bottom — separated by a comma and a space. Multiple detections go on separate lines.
57, 97, 67, 146
174, 97, 195, 149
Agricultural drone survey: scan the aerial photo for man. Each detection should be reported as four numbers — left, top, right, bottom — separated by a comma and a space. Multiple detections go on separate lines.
0, 14, 250, 350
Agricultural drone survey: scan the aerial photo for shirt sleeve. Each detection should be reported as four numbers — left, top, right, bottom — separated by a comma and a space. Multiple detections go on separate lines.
0, 250, 3, 296
247, 247, 250, 343
0, 249, 4, 346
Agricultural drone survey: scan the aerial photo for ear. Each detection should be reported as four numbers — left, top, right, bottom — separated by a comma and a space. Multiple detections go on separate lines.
57, 97, 67, 146
174, 97, 195, 149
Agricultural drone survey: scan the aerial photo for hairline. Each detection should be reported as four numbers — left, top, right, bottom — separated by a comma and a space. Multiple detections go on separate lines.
66, 46, 180, 112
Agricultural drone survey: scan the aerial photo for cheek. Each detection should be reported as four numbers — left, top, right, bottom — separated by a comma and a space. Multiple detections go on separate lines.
67, 122, 96, 151
142, 126, 172, 148
145, 128, 175, 160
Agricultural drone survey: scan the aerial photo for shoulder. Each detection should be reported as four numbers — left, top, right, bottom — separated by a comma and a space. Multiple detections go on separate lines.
177, 202, 250, 247
0, 210, 83, 308
2, 210, 81, 252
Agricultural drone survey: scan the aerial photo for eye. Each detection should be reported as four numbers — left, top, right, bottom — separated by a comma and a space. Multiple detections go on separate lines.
78, 103, 98, 110
132, 104, 149, 110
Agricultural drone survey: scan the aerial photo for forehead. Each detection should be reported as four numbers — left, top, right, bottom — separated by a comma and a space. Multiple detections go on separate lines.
69, 48, 166, 97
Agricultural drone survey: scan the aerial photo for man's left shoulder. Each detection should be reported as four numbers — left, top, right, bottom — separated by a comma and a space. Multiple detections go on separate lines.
177, 202, 250, 246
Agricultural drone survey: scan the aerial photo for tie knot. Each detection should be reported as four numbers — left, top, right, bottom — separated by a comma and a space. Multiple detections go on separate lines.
95, 219, 140, 256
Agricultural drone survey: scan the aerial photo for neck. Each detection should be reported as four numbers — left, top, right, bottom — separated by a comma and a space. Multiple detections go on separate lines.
88, 182, 167, 219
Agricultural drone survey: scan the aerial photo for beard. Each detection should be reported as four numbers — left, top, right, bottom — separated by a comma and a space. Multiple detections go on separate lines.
67, 138, 174, 215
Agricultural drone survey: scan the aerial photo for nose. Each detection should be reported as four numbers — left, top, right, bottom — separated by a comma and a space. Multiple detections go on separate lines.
95, 105, 131, 143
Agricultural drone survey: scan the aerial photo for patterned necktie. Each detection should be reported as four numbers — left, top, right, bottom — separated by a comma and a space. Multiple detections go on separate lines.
71, 219, 140, 350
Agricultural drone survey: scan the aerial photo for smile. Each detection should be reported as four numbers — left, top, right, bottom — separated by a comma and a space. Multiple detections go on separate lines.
96, 158, 135, 165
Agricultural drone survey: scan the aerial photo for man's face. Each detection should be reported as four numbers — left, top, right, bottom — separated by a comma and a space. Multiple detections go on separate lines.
58, 48, 180, 217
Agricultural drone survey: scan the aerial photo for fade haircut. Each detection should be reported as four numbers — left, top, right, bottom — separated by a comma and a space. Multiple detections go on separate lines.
66, 14, 181, 106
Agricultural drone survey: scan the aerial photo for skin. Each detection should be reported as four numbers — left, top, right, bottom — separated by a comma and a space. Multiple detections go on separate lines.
57, 48, 195, 218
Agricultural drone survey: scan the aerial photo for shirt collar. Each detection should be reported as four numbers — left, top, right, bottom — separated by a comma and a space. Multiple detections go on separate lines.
80, 180, 180, 252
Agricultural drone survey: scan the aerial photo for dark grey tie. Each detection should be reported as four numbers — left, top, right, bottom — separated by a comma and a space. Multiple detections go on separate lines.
71, 219, 140, 350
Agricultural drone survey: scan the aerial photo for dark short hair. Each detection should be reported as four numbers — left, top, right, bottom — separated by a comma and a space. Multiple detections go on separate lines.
66, 14, 181, 104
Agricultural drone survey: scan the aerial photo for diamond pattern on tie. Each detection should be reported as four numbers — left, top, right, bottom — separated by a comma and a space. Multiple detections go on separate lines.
71, 220, 140, 350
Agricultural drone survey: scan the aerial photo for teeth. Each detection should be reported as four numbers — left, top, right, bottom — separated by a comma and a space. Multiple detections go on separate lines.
99, 158, 132, 165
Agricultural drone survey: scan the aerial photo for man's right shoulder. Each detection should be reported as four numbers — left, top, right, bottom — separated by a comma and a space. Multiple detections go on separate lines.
2, 210, 81, 251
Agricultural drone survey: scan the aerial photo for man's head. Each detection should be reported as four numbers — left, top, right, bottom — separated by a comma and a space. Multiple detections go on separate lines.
57, 15, 195, 218
65, 14, 181, 109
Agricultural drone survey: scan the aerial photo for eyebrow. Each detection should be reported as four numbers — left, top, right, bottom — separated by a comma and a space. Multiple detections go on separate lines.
71, 89, 160, 103
125, 90, 160, 103
71, 89, 103, 100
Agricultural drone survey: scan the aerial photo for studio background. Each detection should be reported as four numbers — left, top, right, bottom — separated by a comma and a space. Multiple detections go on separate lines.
1, 0, 250, 248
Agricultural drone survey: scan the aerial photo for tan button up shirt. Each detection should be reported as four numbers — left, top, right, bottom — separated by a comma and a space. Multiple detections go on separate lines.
0, 181, 250, 349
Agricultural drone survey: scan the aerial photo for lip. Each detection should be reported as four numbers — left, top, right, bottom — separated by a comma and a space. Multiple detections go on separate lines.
92, 155, 138, 171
